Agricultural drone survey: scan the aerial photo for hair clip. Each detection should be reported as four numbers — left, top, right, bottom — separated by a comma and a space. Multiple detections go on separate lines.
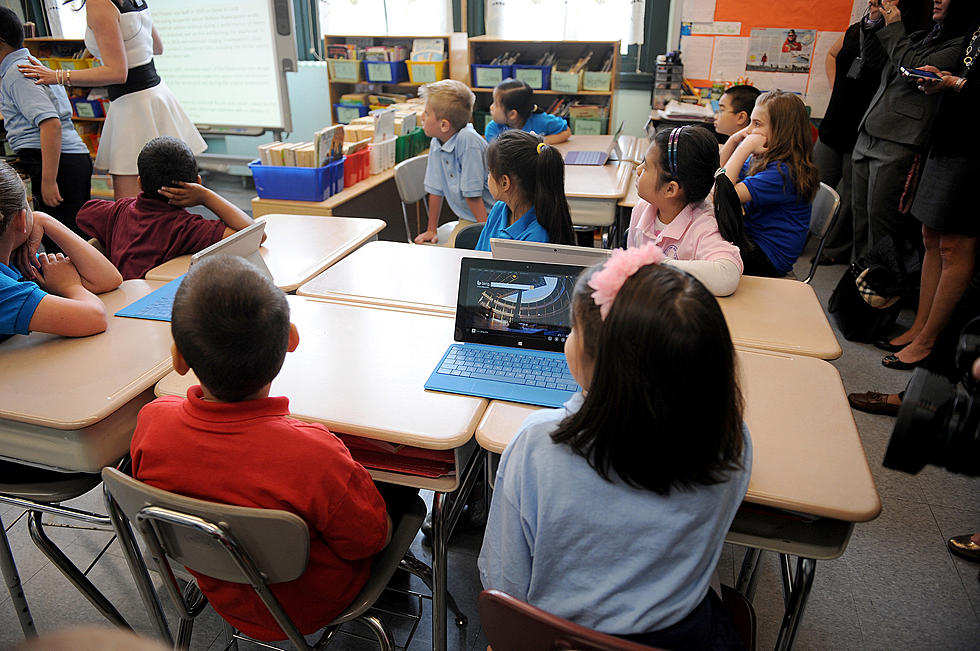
588, 243, 666, 319
537, 142, 547, 155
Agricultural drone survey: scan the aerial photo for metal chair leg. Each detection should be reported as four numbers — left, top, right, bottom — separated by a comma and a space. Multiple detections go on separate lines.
0, 515, 36, 637
359, 614, 395, 651
774, 557, 816, 651
736, 547, 763, 601
27, 510, 130, 629
399, 552, 467, 626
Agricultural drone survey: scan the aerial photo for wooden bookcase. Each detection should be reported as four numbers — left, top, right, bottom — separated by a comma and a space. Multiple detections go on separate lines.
324, 34, 453, 125
467, 36, 619, 135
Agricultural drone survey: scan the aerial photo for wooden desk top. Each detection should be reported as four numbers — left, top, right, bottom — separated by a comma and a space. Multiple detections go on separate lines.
297, 241, 489, 315
145, 214, 384, 292
618, 168, 640, 208
156, 296, 487, 451
0, 280, 173, 429
719, 276, 841, 360
476, 348, 881, 523
564, 159, 634, 200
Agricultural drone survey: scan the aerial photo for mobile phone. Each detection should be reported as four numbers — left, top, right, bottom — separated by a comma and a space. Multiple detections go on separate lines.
900, 66, 942, 81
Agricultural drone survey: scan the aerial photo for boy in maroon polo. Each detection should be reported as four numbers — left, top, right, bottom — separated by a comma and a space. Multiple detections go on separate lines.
77, 136, 254, 279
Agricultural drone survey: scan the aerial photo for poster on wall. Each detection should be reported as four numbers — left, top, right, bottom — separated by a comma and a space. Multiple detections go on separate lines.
746, 27, 816, 73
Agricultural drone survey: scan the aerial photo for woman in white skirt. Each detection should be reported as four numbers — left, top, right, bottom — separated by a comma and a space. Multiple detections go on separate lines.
20, 0, 205, 199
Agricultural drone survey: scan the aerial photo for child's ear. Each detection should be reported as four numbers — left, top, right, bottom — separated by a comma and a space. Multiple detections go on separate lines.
736, 111, 749, 128
136, 177, 143, 191
171, 343, 190, 375
497, 173, 512, 193
195, 175, 203, 185
12, 208, 27, 234
664, 180, 682, 199
287, 322, 300, 352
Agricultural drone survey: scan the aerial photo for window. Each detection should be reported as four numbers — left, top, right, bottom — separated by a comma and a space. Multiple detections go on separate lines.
319, 0, 452, 35
485, 0, 644, 55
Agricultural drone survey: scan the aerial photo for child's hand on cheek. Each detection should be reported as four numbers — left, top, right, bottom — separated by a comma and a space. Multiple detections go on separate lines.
729, 125, 753, 146
742, 133, 768, 155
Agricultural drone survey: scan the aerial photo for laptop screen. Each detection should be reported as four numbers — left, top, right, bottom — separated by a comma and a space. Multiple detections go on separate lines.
455, 258, 585, 352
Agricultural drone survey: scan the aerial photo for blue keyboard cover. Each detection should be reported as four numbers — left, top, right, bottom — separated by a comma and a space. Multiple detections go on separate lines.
437, 345, 577, 391
114, 276, 185, 322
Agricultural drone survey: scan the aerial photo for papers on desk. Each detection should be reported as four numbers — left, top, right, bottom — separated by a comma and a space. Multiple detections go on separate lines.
338, 433, 456, 478
660, 100, 716, 120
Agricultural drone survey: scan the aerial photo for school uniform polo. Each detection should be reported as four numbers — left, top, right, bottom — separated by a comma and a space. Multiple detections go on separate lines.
424, 124, 494, 222
0, 262, 46, 339
474, 201, 549, 251
131, 386, 389, 641
0, 48, 89, 154
77, 193, 226, 280
484, 112, 569, 142
627, 198, 743, 273
739, 158, 811, 275
479, 393, 752, 635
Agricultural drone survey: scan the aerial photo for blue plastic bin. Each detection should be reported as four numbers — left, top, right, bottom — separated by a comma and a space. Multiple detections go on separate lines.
364, 60, 409, 83
512, 65, 551, 90
334, 103, 369, 124
248, 158, 344, 202
471, 64, 514, 88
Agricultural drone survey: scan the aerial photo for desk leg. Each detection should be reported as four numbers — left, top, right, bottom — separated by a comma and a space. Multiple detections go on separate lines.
736, 547, 763, 601
0, 515, 36, 637
774, 557, 815, 651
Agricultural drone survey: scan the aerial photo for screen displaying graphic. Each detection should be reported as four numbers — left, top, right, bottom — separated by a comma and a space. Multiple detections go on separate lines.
746, 28, 816, 73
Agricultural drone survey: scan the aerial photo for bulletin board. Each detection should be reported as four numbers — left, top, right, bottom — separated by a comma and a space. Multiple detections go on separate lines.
678, 0, 868, 117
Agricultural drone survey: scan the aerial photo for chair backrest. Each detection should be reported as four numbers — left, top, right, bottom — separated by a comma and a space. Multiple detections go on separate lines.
101, 468, 309, 584
393, 154, 428, 204
478, 589, 662, 651
809, 182, 840, 240
453, 222, 485, 250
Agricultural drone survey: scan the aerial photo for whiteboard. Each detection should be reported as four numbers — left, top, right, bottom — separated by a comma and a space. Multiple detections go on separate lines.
45, 0, 297, 132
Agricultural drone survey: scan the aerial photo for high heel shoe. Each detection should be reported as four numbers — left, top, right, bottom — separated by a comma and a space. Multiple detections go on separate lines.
881, 354, 921, 370
873, 339, 906, 353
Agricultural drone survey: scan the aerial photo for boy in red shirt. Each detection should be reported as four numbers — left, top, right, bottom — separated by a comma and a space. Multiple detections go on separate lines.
77, 136, 255, 280
130, 254, 392, 641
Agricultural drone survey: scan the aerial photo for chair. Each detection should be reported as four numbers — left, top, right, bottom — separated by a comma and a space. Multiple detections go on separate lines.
478, 589, 661, 651
453, 222, 485, 250
0, 461, 131, 639
102, 467, 428, 650
802, 182, 841, 285
393, 154, 458, 246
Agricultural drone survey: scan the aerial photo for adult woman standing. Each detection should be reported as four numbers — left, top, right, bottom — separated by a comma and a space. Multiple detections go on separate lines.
849, 0, 965, 263
877, 9, 980, 368
813, 0, 887, 263
19, 0, 205, 200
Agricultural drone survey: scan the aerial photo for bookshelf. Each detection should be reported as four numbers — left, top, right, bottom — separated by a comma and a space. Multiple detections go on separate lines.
467, 36, 619, 135
324, 34, 453, 126
24, 37, 105, 159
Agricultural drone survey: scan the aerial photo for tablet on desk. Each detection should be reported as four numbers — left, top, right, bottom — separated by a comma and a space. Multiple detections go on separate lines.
115, 222, 271, 322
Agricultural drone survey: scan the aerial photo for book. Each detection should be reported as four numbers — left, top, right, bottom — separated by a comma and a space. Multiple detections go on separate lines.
371, 108, 396, 143
314, 125, 345, 167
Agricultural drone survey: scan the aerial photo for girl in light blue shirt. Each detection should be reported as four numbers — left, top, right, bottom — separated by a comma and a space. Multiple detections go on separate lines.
485, 79, 570, 144
479, 249, 751, 650
475, 130, 575, 251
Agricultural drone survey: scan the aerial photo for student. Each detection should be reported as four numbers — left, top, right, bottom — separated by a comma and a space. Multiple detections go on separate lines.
0, 161, 121, 340
721, 90, 819, 277
0, 8, 93, 248
130, 254, 393, 642
713, 84, 761, 138
415, 79, 494, 245
76, 136, 254, 280
485, 79, 571, 144
479, 247, 751, 650
628, 125, 745, 296
474, 131, 575, 252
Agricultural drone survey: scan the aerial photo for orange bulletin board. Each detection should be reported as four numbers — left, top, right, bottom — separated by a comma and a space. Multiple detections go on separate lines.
713, 0, 855, 36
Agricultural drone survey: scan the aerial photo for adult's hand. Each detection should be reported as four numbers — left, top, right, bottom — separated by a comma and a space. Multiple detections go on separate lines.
880, 0, 902, 25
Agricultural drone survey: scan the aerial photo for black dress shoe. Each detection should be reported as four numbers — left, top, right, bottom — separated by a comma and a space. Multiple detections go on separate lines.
873, 339, 905, 353
948, 535, 980, 563
882, 354, 920, 370
847, 391, 901, 416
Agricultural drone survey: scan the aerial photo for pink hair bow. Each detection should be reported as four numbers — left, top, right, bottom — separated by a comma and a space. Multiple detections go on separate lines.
588, 243, 666, 319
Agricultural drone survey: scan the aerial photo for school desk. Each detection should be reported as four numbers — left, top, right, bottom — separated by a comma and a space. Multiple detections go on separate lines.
297, 240, 490, 315
144, 214, 385, 292
551, 134, 643, 164
474, 347, 880, 651
155, 297, 487, 651
718, 275, 841, 360
0, 280, 173, 473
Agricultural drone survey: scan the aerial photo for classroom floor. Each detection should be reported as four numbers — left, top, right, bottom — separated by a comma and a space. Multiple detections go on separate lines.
1, 172, 978, 650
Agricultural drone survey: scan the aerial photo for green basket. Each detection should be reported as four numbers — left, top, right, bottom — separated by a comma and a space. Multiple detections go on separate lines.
396, 128, 428, 163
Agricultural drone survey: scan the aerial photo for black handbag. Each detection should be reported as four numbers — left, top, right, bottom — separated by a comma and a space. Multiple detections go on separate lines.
828, 263, 902, 342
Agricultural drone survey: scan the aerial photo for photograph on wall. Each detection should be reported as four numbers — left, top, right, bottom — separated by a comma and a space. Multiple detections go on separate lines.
745, 27, 815, 73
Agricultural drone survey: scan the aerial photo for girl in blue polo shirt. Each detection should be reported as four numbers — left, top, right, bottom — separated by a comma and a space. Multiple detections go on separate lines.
720, 90, 820, 277
475, 130, 575, 251
0, 161, 121, 340
485, 79, 571, 144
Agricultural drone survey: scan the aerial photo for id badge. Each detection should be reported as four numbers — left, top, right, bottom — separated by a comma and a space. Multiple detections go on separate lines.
846, 57, 864, 80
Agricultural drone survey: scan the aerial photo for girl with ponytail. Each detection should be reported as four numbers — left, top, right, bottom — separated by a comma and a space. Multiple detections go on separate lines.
628, 125, 747, 296
474, 130, 575, 251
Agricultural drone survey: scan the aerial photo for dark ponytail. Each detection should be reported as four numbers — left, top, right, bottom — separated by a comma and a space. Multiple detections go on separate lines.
487, 130, 575, 246
652, 125, 750, 252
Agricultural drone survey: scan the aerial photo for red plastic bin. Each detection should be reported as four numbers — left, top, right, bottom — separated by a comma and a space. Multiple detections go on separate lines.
344, 147, 370, 187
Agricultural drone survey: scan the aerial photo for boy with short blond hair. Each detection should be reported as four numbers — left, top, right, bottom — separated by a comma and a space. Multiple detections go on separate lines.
414, 79, 493, 245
